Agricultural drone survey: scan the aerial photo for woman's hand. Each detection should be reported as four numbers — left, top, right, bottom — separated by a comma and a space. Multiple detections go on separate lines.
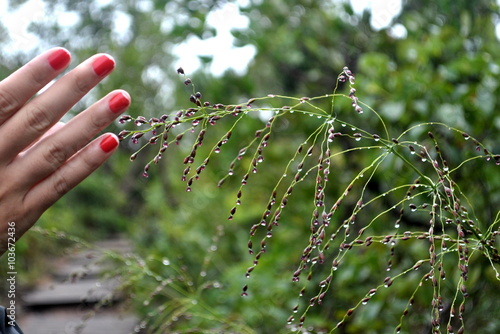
0, 48, 131, 254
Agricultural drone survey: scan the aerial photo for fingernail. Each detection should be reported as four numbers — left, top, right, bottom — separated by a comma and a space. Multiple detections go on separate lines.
109, 91, 131, 113
100, 134, 119, 153
48, 48, 71, 71
93, 55, 115, 76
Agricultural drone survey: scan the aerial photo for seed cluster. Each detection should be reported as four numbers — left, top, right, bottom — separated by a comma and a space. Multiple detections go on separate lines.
118, 71, 253, 182
119, 67, 500, 333
339, 66, 363, 114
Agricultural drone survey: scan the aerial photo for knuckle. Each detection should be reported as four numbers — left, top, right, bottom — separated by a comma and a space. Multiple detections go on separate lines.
29, 65, 49, 88
44, 142, 69, 166
25, 103, 52, 132
53, 173, 71, 197
0, 89, 21, 120
82, 151, 101, 171
89, 112, 108, 129
72, 71, 92, 95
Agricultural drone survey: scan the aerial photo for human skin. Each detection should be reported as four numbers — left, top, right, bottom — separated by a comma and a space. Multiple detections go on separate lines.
0, 48, 131, 255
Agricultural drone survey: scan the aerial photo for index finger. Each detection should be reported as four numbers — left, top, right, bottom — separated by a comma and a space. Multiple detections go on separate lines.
0, 47, 71, 124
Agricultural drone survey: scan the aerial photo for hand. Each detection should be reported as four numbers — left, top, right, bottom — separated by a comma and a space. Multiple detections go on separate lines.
0, 48, 131, 254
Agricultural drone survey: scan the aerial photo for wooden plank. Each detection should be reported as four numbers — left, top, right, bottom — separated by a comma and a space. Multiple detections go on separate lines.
22, 279, 120, 306
18, 308, 139, 334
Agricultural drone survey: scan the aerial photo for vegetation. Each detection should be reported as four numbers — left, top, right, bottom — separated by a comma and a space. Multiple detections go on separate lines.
1, 0, 500, 333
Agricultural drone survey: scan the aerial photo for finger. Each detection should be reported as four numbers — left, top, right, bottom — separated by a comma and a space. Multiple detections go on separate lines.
0, 47, 71, 125
0, 53, 116, 162
21, 122, 65, 152
21, 134, 120, 232
44, 121, 66, 137
12, 90, 130, 187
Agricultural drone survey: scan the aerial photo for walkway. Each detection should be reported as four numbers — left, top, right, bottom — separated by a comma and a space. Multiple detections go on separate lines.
18, 239, 140, 334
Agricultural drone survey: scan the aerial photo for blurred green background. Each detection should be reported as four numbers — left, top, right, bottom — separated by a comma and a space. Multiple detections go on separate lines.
1, 0, 500, 333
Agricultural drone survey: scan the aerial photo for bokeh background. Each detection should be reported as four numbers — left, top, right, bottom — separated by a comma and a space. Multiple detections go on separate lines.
1, 0, 500, 333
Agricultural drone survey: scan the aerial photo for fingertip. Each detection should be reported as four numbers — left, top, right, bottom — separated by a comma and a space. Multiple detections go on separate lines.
92, 54, 116, 77
99, 133, 119, 153
48, 47, 71, 71
109, 90, 131, 113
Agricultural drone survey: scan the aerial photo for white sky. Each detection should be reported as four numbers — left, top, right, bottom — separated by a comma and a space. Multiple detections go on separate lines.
0, 0, 47, 51
172, 1, 257, 76
0, 0, 401, 75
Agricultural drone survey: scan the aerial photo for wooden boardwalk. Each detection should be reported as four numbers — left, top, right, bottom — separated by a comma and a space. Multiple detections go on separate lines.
18, 239, 140, 334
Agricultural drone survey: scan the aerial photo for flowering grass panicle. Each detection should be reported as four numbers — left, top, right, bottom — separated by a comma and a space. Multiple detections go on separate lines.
119, 67, 500, 333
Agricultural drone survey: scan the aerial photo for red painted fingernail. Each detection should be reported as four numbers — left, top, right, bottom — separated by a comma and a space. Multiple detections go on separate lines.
93, 55, 115, 76
109, 91, 131, 113
100, 134, 119, 153
48, 48, 71, 71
